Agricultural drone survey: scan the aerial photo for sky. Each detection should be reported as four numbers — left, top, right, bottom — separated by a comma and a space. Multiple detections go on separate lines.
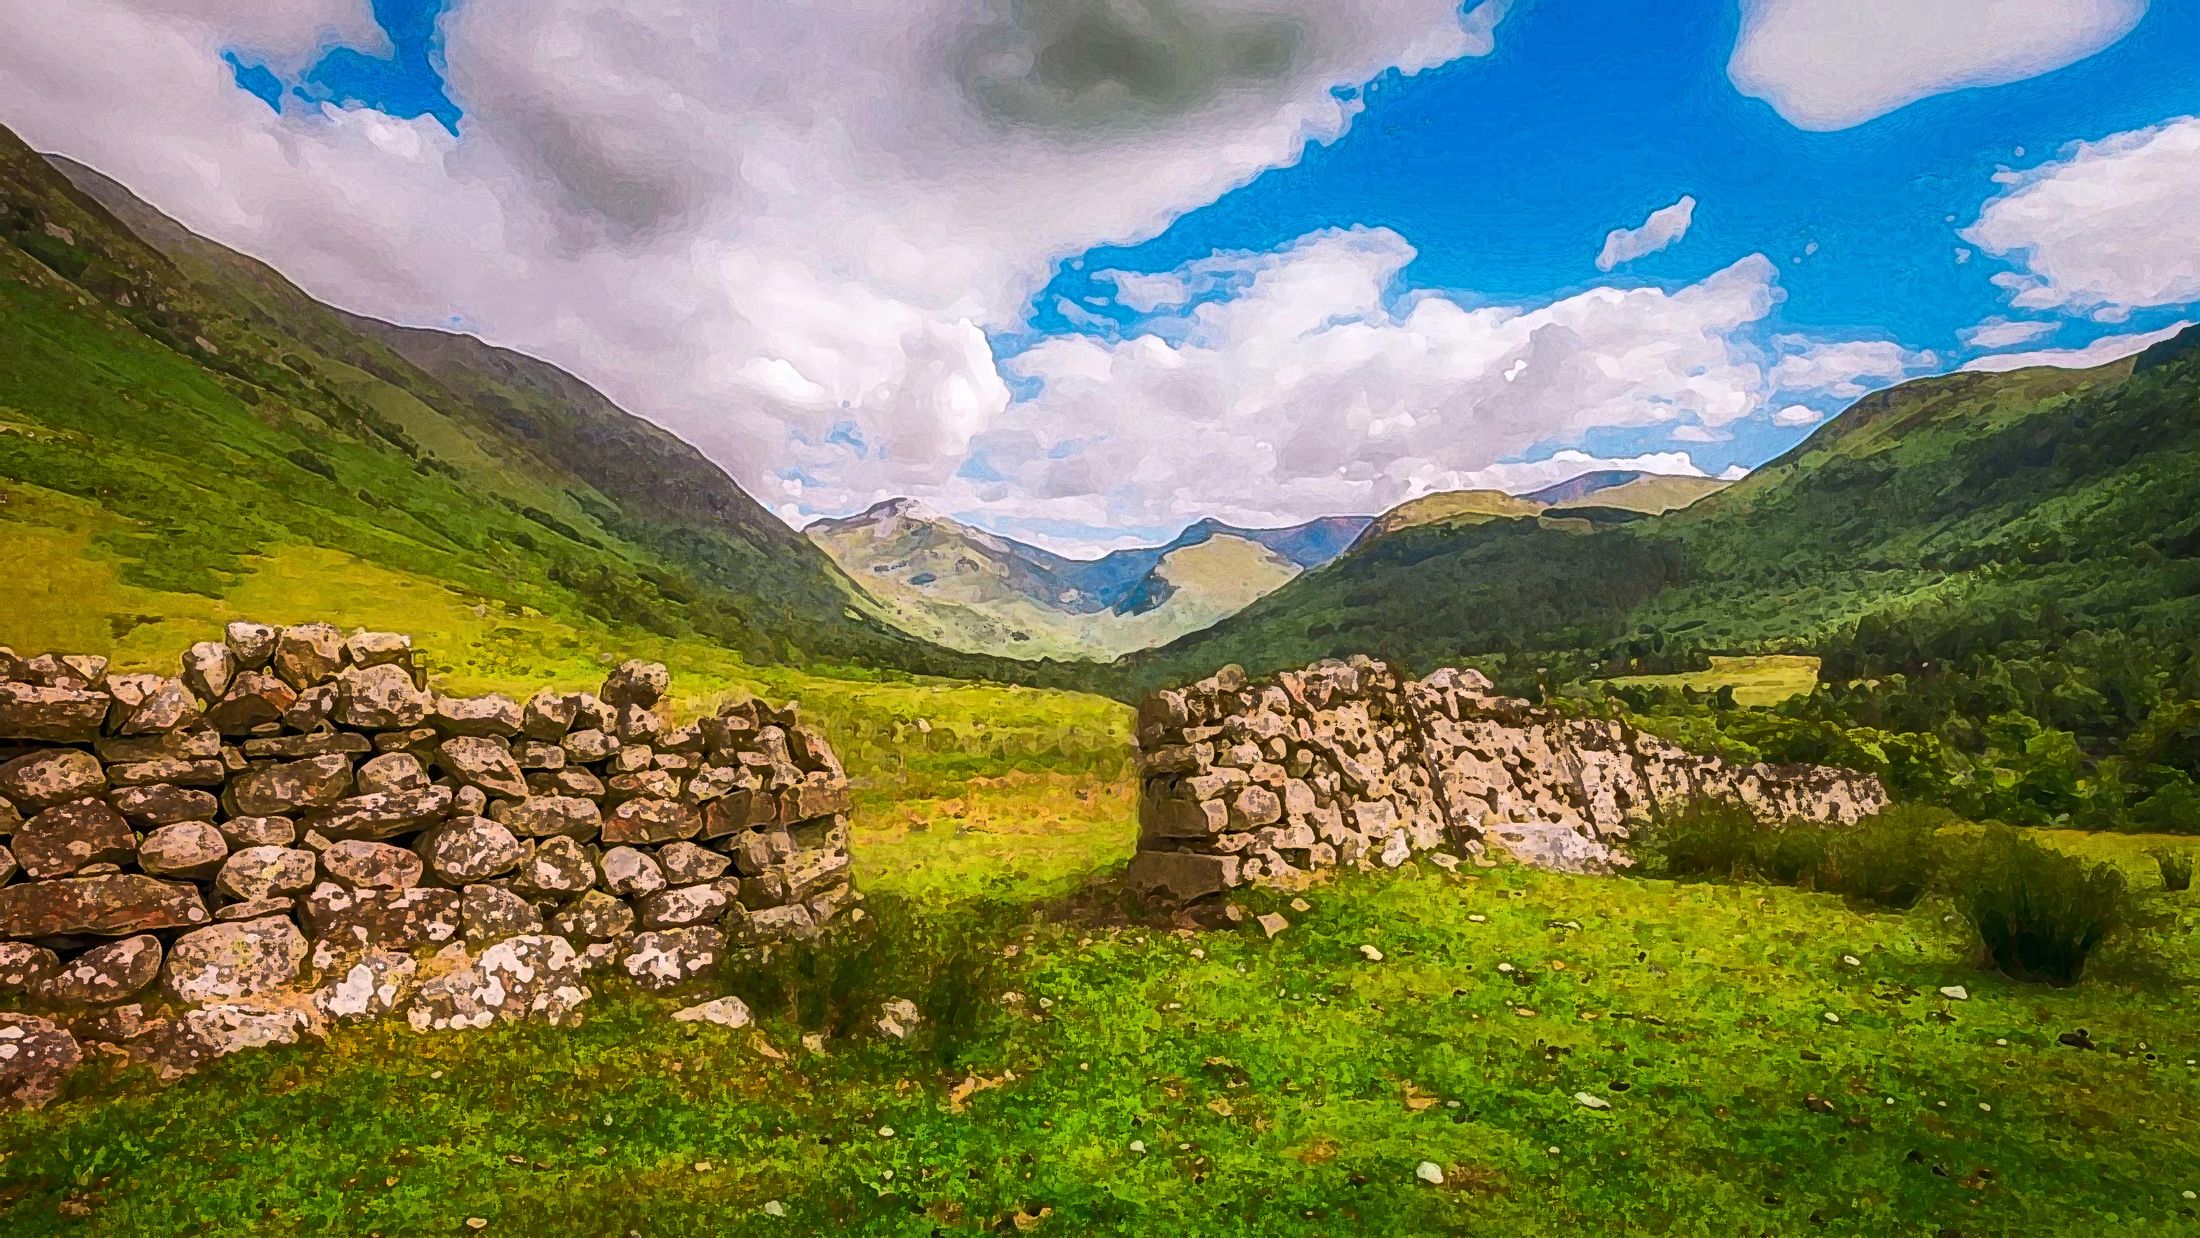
3, 0, 2197, 555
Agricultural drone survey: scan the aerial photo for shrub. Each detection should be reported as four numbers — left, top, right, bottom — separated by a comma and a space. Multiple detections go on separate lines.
1756, 825, 1828, 887
1819, 804, 1951, 908
1949, 826, 2131, 985
1637, 797, 1764, 878
2153, 848, 2194, 892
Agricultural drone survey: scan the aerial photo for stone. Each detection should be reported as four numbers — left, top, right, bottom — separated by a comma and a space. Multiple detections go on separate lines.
489, 795, 602, 840
0, 943, 59, 994
217, 815, 297, 849
0, 1014, 84, 1110
162, 917, 307, 1004
671, 996, 751, 1028
511, 836, 594, 898
216, 847, 320, 903
552, 890, 634, 942
658, 841, 731, 885
300, 786, 454, 841
106, 674, 201, 735
282, 683, 339, 732
461, 884, 543, 944
137, 821, 229, 878
321, 840, 424, 891
602, 797, 701, 845
216, 897, 297, 923
512, 740, 565, 770
600, 660, 670, 709
431, 694, 522, 737
611, 703, 661, 743
0, 844, 13, 886
406, 934, 589, 1030
1416, 1162, 1444, 1186
355, 751, 429, 797
14, 799, 137, 879
605, 769, 677, 804
0, 748, 106, 813
435, 736, 529, 800
343, 630, 413, 671
227, 753, 354, 817
1125, 851, 1240, 903
313, 949, 417, 1024
1573, 1091, 1612, 1111
521, 690, 579, 741
1939, 985, 1969, 1001
224, 621, 279, 669
272, 623, 345, 689
620, 927, 722, 991
333, 663, 431, 729
417, 818, 523, 885
203, 671, 297, 735
637, 883, 730, 930
452, 785, 489, 818
1256, 912, 1289, 939
0, 682, 109, 743
600, 846, 667, 897
147, 1005, 315, 1078
303, 885, 462, 952
241, 732, 372, 760
105, 757, 226, 788
110, 783, 220, 826
534, 766, 606, 799
561, 728, 619, 763
739, 903, 819, 943
1485, 821, 1621, 876
25, 654, 105, 689
779, 779, 853, 824
1228, 785, 1284, 830
180, 641, 235, 702
95, 728, 223, 764
875, 997, 920, 1040
42, 935, 163, 1005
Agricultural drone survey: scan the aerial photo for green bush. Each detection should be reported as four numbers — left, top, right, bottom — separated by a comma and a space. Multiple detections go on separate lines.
2153, 848, 2194, 892
1819, 804, 1951, 908
1757, 824, 1828, 887
1636, 797, 1764, 878
1950, 826, 2132, 985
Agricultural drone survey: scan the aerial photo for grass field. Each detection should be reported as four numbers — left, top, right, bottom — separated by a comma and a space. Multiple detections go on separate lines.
1606, 654, 1825, 707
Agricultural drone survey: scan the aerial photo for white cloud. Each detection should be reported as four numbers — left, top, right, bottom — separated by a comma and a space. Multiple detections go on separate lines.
1729, 0, 2147, 131
1596, 195, 1696, 272
1768, 335, 1939, 398
1958, 318, 2058, 349
1770, 404, 1824, 427
1964, 115, 2200, 317
1460, 450, 1714, 495
0, 0, 1511, 519
1959, 321, 2190, 372
1670, 424, 1731, 443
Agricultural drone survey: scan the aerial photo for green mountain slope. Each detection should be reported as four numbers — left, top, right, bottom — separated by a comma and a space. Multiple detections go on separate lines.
1118, 340, 2200, 694
1548, 472, 1729, 515
0, 127, 1018, 680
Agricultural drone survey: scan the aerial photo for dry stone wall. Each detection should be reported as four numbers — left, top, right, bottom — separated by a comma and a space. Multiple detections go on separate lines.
1127, 657, 1888, 903
0, 624, 856, 1108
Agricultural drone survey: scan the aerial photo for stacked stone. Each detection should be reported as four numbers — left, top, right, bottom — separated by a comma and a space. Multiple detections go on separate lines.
1128, 658, 1890, 903
0, 624, 856, 1107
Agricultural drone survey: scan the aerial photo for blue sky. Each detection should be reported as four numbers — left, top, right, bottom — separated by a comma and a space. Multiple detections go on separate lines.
37, 0, 2200, 551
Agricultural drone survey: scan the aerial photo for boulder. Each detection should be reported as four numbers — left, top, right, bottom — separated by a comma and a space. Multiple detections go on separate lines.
272, 623, 345, 689
343, 630, 413, 672
313, 949, 417, 1025
320, 840, 424, 891
41, 934, 162, 1005
0, 943, 60, 995
180, 641, 235, 702
0, 749, 106, 813
224, 621, 279, 669
241, 732, 371, 760
227, 753, 353, 817
303, 885, 461, 951
620, 927, 722, 992
162, 917, 307, 1004
406, 934, 589, 1031
487, 794, 603, 842
137, 821, 229, 878
600, 846, 667, 897
611, 703, 662, 744
658, 841, 731, 885
333, 664, 431, 729
511, 836, 594, 898
215, 846, 320, 903
105, 674, 201, 735
561, 729, 619, 763
217, 815, 297, 849
282, 683, 339, 732
416, 818, 522, 885
106, 757, 226, 788
552, 890, 633, 942
95, 728, 222, 764
521, 690, 579, 741
299, 786, 454, 841
435, 736, 529, 799
636, 883, 731, 930
602, 797, 700, 845
430, 694, 522, 738
599, 660, 670, 709
0, 1014, 84, 1110
110, 784, 220, 826
22, 654, 106, 690
460, 884, 543, 944
203, 671, 297, 735
0, 682, 109, 743
354, 751, 429, 796
14, 799, 137, 879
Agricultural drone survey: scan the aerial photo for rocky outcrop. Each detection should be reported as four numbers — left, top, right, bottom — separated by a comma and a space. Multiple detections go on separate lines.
1128, 658, 1887, 902
0, 624, 859, 1105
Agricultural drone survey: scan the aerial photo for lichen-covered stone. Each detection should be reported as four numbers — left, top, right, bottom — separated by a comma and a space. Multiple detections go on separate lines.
162, 917, 307, 1005
0, 1014, 84, 1110
0, 682, 109, 744
226, 753, 353, 817
14, 799, 137, 879
406, 935, 589, 1031
137, 821, 229, 879
460, 884, 542, 944
434, 736, 529, 800
488, 794, 601, 840
42, 934, 163, 1005
620, 927, 722, 992
416, 818, 522, 885
0, 748, 106, 813
320, 840, 424, 891
302, 884, 461, 951
333, 663, 431, 729
216, 847, 319, 903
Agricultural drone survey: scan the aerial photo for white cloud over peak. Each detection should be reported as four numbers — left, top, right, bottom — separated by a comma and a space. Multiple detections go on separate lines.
1767, 335, 1939, 398
1965, 115, 2200, 317
1729, 0, 2147, 131
1960, 321, 2190, 373
0, 0, 1510, 520
1958, 318, 2058, 349
1771, 404, 1825, 427
1596, 195, 1696, 272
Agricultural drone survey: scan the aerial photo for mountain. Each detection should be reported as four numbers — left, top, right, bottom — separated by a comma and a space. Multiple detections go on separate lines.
1545, 472, 1730, 514
1360, 489, 1544, 542
0, 128, 1026, 680
1524, 469, 1652, 504
805, 501, 1365, 659
1114, 337, 2200, 695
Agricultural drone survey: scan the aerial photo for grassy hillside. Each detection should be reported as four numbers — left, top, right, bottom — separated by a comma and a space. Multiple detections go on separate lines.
2, 129, 1046, 685
1548, 472, 1728, 515
1360, 488, 1544, 540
